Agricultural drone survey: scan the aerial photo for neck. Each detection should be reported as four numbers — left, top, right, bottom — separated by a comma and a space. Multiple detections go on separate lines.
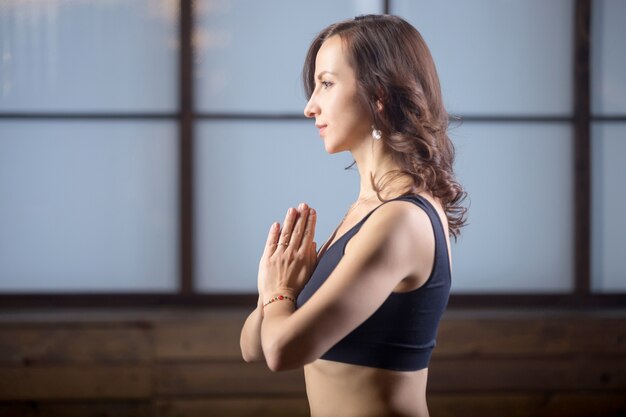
349, 134, 415, 202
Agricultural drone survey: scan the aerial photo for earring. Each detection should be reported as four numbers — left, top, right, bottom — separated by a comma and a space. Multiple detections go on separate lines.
371, 126, 382, 141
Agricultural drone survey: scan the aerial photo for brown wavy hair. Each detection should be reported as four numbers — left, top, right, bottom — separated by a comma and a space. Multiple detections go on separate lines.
303, 14, 468, 240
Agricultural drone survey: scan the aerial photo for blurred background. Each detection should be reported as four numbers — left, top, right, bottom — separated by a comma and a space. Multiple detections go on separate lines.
0, 0, 624, 416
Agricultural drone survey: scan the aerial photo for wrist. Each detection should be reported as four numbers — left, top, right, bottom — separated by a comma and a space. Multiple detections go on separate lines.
263, 293, 296, 307
263, 290, 297, 306
261, 293, 297, 318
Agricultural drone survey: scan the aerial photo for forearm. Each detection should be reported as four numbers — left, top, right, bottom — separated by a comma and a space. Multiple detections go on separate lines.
239, 296, 265, 362
260, 298, 300, 371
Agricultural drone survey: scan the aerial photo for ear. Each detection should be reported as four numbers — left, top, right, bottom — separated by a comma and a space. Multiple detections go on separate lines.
373, 90, 385, 112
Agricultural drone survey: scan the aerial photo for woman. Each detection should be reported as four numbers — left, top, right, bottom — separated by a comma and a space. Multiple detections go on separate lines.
240, 14, 467, 417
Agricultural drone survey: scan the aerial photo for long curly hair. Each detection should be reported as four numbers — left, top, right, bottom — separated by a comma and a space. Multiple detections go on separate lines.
303, 14, 468, 241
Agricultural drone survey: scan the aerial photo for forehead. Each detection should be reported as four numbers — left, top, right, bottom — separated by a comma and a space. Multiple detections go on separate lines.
314, 35, 349, 76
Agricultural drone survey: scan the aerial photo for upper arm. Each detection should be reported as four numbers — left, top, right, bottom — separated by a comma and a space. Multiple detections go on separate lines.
282, 200, 434, 365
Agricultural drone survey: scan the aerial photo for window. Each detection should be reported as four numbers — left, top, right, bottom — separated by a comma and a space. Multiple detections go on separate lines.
0, 0, 623, 307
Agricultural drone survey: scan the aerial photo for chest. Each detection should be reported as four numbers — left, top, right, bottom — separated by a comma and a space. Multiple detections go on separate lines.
316, 205, 381, 262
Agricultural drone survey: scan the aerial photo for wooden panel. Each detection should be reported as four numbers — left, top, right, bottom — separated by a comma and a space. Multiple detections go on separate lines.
428, 392, 626, 417
155, 310, 626, 362
156, 398, 309, 417
542, 392, 626, 417
0, 308, 624, 417
429, 393, 547, 417
0, 326, 152, 365
0, 401, 153, 417
156, 362, 305, 396
0, 366, 152, 400
155, 310, 247, 361
435, 317, 626, 357
428, 358, 626, 391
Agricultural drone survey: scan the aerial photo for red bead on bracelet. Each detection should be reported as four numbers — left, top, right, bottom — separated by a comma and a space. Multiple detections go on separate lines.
263, 294, 296, 308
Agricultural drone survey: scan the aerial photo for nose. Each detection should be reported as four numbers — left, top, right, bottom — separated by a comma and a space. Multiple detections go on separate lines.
303, 94, 319, 118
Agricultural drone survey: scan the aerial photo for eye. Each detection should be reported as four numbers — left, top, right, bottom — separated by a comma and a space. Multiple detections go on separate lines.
321, 81, 334, 89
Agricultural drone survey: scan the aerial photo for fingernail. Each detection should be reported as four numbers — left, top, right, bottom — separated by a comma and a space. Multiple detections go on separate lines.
310, 208, 316, 215
299, 203, 304, 210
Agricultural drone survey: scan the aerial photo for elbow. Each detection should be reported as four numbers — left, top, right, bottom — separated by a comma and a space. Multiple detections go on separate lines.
240, 336, 264, 363
264, 348, 290, 372
241, 348, 264, 363
263, 339, 312, 372
240, 347, 257, 363
264, 349, 287, 372
263, 338, 285, 371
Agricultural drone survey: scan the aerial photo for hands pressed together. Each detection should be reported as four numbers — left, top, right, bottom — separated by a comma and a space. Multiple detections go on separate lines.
258, 203, 318, 306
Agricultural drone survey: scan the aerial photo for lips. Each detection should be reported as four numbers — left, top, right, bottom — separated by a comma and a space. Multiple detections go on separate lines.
315, 123, 327, 136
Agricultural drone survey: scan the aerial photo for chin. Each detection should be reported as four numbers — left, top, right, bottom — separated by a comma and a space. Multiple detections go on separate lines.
323, 139, 349, 155
324, 145, 347, 155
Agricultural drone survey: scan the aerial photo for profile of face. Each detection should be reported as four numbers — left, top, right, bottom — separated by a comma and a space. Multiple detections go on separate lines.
303, 35, 373, 154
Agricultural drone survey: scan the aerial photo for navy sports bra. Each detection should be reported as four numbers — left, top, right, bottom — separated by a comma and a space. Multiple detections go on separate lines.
296, 194, 451, 371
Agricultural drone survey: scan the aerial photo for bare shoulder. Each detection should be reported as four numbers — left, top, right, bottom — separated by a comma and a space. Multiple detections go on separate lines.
344, 198, 435, 262
361, 198, 434, 237
342, 196, 443, 290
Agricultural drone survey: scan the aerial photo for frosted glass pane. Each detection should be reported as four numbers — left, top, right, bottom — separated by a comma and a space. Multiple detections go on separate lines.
393, 0, 574, 116
0, 121, 178, 292
591, 0, 626, 115
0, 0, 178, 112
450, 123, 574, 293
195, 120, 359, 292
195, 0, 382, 113
592, 122, 626, 292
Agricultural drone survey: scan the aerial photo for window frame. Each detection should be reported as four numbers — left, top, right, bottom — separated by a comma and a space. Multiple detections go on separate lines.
0, 0, 624, 309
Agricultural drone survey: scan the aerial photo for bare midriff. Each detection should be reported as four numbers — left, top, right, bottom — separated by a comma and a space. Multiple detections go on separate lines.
304, 359, 430, 417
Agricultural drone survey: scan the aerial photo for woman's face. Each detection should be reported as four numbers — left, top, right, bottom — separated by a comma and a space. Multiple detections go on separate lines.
304, 35, 372, 154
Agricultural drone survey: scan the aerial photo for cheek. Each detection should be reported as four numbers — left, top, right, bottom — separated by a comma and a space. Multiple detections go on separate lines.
345, 102, 371, 134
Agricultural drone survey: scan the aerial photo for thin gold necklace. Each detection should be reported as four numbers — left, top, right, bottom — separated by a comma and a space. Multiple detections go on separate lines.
317, 194, 383, 258
337, 194, 379, 231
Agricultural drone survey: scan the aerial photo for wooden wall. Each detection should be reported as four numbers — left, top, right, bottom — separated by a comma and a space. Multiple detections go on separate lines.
0, 308, 625, 417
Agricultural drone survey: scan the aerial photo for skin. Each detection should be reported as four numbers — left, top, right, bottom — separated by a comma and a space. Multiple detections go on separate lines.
240, 35, 452, 417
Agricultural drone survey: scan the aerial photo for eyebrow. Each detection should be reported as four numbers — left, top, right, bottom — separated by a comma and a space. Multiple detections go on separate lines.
316, 71, 336, 80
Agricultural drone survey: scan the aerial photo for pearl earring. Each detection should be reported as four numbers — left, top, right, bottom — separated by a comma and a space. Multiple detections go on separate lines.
371, 126, 382, 141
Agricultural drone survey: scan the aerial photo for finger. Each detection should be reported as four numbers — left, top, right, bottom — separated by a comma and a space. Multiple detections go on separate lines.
309, 241, 317, 265
299, 207, 316, 255
277, 207, 297, 250
263, 222, 280, 257
289, 203, 309, 249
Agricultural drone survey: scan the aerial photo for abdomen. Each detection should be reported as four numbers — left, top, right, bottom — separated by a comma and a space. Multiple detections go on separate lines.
304, 359, 430, 417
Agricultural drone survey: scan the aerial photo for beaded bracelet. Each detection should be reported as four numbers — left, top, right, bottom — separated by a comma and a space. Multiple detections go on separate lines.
263, 294, 296, 308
